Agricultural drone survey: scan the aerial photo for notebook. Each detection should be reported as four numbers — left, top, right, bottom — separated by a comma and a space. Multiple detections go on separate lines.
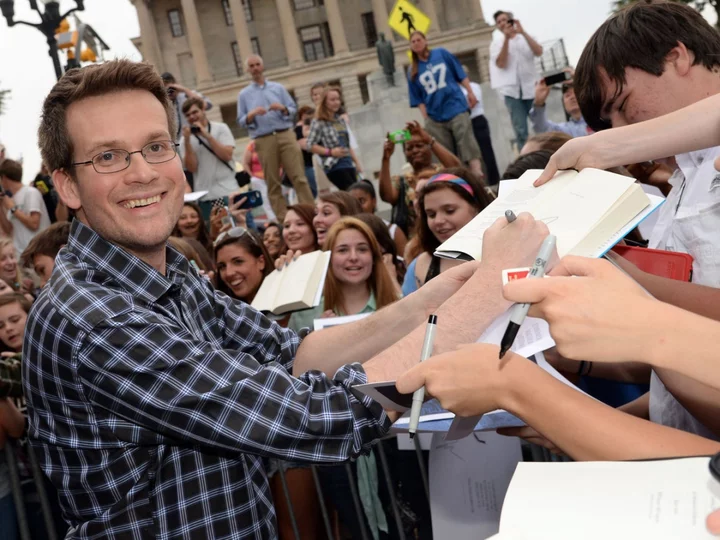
612, 245, 694, 282
435, 169, 664, 261
250, 250, 331, 315
496, 456, 720, 539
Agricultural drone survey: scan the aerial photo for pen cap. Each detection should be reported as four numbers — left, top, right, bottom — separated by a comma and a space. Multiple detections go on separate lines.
428, 314, 437, 325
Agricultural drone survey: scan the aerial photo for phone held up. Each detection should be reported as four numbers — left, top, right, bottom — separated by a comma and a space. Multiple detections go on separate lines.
388, 129, 412, 144
543, 71, 572, 87
233, 190, 263, 210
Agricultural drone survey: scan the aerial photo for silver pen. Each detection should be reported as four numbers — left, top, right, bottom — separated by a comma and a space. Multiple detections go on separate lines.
499, 234, 556, 359
408, 314, 438, 439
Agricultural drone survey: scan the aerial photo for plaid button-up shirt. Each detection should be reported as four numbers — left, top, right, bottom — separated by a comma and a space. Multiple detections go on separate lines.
23, 221, 389, 539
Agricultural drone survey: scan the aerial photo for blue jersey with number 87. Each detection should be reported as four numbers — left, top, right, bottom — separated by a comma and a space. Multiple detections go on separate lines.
408, 48, 469, 123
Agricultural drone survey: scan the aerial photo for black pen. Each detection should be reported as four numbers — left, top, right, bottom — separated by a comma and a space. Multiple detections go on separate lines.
499, 234, 557, 359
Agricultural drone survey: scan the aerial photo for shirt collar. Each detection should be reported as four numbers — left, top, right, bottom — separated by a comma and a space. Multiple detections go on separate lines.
675, 145, 720, 175
66, 220, 189, 303
335, 291, 376, 317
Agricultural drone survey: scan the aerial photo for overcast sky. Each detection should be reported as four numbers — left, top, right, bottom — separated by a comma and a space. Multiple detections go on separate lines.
0, 0, 716, 182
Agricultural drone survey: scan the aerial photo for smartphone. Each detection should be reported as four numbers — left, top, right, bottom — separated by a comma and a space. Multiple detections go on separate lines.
544, 71, 572, 86
233, 190, 263, 210
506, 19, 515, 26
389, 129, 412, 144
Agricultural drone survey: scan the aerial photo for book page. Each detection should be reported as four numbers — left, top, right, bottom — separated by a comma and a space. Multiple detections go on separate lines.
500, 458, 720, 539
430, 432, 522, 540
250, 269, 283, 313
436, 170, 577, 260
273, 251, 329, 313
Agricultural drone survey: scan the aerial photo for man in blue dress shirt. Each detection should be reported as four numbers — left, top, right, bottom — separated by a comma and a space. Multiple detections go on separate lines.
237, 55, 315, 221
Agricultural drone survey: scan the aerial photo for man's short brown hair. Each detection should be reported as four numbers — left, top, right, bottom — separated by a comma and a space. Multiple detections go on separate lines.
182, 97, 205, 115
0, 159, 22, 183
38, 60, 177, 173
20, 221, 71, 268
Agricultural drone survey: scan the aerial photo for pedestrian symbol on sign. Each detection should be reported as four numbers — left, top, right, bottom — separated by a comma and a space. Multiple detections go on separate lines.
388, 0, 431, 41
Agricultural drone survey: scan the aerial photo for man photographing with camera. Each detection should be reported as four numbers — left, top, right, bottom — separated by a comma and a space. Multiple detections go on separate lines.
489, 10, 544, 149
180, 97, 238, 216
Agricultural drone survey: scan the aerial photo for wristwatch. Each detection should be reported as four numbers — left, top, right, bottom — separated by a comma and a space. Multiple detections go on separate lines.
9, 206, 18, 215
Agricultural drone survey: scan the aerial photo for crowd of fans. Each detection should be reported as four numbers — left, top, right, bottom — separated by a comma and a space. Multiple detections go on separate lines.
1, 1, 720, 539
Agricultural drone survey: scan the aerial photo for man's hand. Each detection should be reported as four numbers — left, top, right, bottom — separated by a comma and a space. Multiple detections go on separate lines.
396, 343, 520, 417
330, 147, 350, 158
481, 212, 556, 275
503, 256, 656, 364
0, 194, 14, 211
192, 122, 209, 138
467, 92, 478, 109
252, 106, 268, 117
182, 126, 192, 140
513, 19, 526, 35
534, 80, 550, 107
268, 102, 286, 113
382, 136, 395, 161
168, 83, 188, 94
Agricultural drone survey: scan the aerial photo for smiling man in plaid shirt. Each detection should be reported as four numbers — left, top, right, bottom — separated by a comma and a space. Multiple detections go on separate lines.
22, 60, 550, 539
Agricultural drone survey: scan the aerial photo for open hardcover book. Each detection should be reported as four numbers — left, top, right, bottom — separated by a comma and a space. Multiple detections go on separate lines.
250, 250, 331, 315
492, 456, 719, 539
436, 168, 665, 261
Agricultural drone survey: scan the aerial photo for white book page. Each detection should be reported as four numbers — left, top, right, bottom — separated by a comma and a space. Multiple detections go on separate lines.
436, 170, 577, 260
250, 269, 283, 312
500, 458, 720, 539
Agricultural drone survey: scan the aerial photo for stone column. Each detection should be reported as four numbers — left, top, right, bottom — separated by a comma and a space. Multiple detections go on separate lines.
371, 0, 392, 42
468, 0, 484, 23
131, 0, 163, 70
340, 74, 363, 112
324, 0, 349, 54
476, 48, 490, 83
420, 0, 440, 34
180, 0, 212, 84
275, 0, 304, 65
228, 0, 254, 70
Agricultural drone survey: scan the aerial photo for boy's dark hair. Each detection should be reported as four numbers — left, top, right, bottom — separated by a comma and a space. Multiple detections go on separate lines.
160, 72, 176, 84
0, 292, 32, 314
492, 10, 507, 21
181, 97, 205, 114
502, 150, 554, 180
576, 0, 720, 132
0, 159, 22, 183
20, 221, 71, 267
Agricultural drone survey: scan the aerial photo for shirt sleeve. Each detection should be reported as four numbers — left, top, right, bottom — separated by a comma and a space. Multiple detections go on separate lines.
528, 105, 562, 134
402, 257, 419, 296
75, 304, 390, 463
215, 123, 236, 147
443, 49, 466, 82
24, 188, 44, 214
237, 91, 253, 128
280, 86, 298, 118
489, 39, 502, 64
306, 119, 322, 148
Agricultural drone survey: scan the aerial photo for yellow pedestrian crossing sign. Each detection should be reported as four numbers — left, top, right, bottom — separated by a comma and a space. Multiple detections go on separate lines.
388, 0, 431, 40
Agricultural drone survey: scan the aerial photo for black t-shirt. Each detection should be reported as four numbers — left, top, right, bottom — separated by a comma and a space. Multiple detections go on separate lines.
294, 125, 314, 168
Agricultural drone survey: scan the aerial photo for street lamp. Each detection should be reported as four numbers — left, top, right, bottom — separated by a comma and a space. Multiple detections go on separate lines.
0, 0, 85, 80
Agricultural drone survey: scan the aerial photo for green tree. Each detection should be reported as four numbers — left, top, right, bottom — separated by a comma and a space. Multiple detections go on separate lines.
613, 0, 720, 29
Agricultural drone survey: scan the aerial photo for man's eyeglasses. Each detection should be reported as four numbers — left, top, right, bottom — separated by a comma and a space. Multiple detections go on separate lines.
214, 226, 260, 248
71, 140, 179, 174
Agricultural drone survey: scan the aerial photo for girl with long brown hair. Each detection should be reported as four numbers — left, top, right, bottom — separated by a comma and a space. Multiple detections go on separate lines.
306, 86, 361, 191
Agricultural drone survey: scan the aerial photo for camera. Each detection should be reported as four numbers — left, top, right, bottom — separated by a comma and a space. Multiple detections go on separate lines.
191, 126, 201, 134
506, 19, 515, 26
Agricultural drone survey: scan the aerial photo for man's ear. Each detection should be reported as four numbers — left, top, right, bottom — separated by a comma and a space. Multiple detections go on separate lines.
667, 42, 693, 77
52, 169, 82, 211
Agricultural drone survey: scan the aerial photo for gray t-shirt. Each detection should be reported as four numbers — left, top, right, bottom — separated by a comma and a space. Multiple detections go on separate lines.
179, 122, 238, 201
9, 185, 52, 253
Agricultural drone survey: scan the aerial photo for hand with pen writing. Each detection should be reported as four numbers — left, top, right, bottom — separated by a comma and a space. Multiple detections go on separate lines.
502, 255, 654, 365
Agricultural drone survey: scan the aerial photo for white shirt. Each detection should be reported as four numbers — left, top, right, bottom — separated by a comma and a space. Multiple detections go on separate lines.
647, 145, 720, 440
489, 31, 538, 100
8, 185, 51, 253
179, 121, 238, 201
461, 82, 485, 118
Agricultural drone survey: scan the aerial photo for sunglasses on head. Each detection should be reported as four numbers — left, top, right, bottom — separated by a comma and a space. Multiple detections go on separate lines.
214, 226, 259, 248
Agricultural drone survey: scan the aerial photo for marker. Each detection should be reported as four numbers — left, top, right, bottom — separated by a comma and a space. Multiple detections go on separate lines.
505, 210, 517, 223
408, 314, 438, 439
499, 235, 556, 359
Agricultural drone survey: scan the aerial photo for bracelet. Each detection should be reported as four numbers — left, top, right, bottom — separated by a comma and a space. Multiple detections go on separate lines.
429, 137, 436, 146
576, 361, 587, 376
